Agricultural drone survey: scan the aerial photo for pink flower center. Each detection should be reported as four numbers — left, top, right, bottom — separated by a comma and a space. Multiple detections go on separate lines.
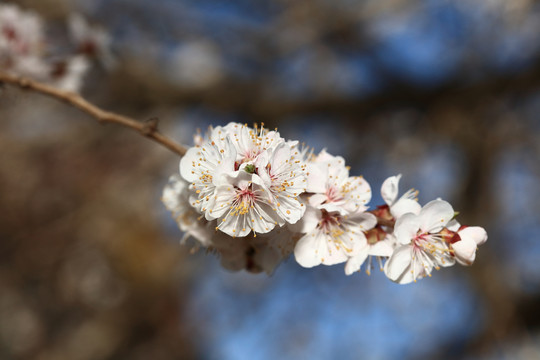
238, 187, 255, 200
325, 186, 343, 203
230, 187, 256, 216
244, 148, 261, 161
2, 26, 29, 55
2, 26, 17, 41
79, 40, 97, 56
412, 232, 429, 245
319, 210, 341, 232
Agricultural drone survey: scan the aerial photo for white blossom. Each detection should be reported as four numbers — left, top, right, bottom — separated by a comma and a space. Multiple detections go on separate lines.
48, 55, 90, 92
380, 174, 421, 218
0, 4, 47, 78
0, 4, 90, 91
343, 174, 421, 276
68, 13, 115, 69
220, 123, 307, 225
222, 122, 284, 163
180, 123, 306, 237
294, 207, 377, 267
293, 149, 375, 268
255, 141, 307, 224
163, 173, 296, 274
161, 174, 212, 247
450, 224, 488, 266
307, 150, 371, 214
166, 123, 488, 280
179, 128, 237, 218
384, 199, 456, 284
210, 170, 284, 237
344, 230, 394, 275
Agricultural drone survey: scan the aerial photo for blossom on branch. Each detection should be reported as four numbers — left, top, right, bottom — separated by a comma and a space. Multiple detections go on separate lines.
384, 200, 456, 284
344, 174, 417, 275
380, 174, 421, 219
307, 150, 371, 214
294, 150, 376, 267
162, 174, 213, 247
68, 13, 115, 69
179, 123, 307, 237
0, 4, 112, 91
0, 4, 47, 79
446, 221, 488, 266
163, 124, 488, 283
294, 208, 376, 267
344, 226, 395, 276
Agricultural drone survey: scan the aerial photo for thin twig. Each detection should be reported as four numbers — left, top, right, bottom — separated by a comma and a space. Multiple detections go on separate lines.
0, 71, 187, 156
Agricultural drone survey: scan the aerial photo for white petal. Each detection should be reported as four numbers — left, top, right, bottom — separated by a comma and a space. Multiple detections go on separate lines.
186, 221, 213, 247
347, 212, 377, 232
346, 228, 369, 257
314, 149, 335, 163
263, 142, 307, 225
179, 136, 236, 216
288, 203, 320, 233
419, 199, 454, 233
447, 219, 461, 232
384, 245, 414, 283
254, 151, 271, 185
273, 195, 305, 224
270, 142, 291, 168
208, 183, 236, 219
368, 240, 394, 257
294, 230, 327, 268
344, 247, 369, 275
393, 213, 420, 245
459, 226, 488, 246
322, 245, 350, 266
385, 246, 430, 284
390, 198, 421, 219
328, 156, 349, 184
319, 203, 348, 215
309, 193, 327, 207
381, 174, 401, 206
218, 211, 250, 237
341, 176, 372, 213
250, 202, 282, 233
306, 162, 327, 193
294, 228, 350, 268
213, 148, 237, 182
162, 175, 186, 212
452, 238, 477, 266
179, 146, 200, 182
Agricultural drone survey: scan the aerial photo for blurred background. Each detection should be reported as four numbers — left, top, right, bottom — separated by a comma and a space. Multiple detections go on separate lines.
2, 0, 540, 359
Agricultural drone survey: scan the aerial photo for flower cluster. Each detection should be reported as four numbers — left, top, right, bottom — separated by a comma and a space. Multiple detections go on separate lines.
163, 123, 306, 274
163, 124, 487, 283
0, 4, 112, 91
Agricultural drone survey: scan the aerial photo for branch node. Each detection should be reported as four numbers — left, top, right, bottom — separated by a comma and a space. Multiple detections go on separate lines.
142, 117, 159, 136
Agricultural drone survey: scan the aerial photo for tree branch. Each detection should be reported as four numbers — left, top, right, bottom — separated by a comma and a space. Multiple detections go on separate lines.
0, 71, 187, 156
